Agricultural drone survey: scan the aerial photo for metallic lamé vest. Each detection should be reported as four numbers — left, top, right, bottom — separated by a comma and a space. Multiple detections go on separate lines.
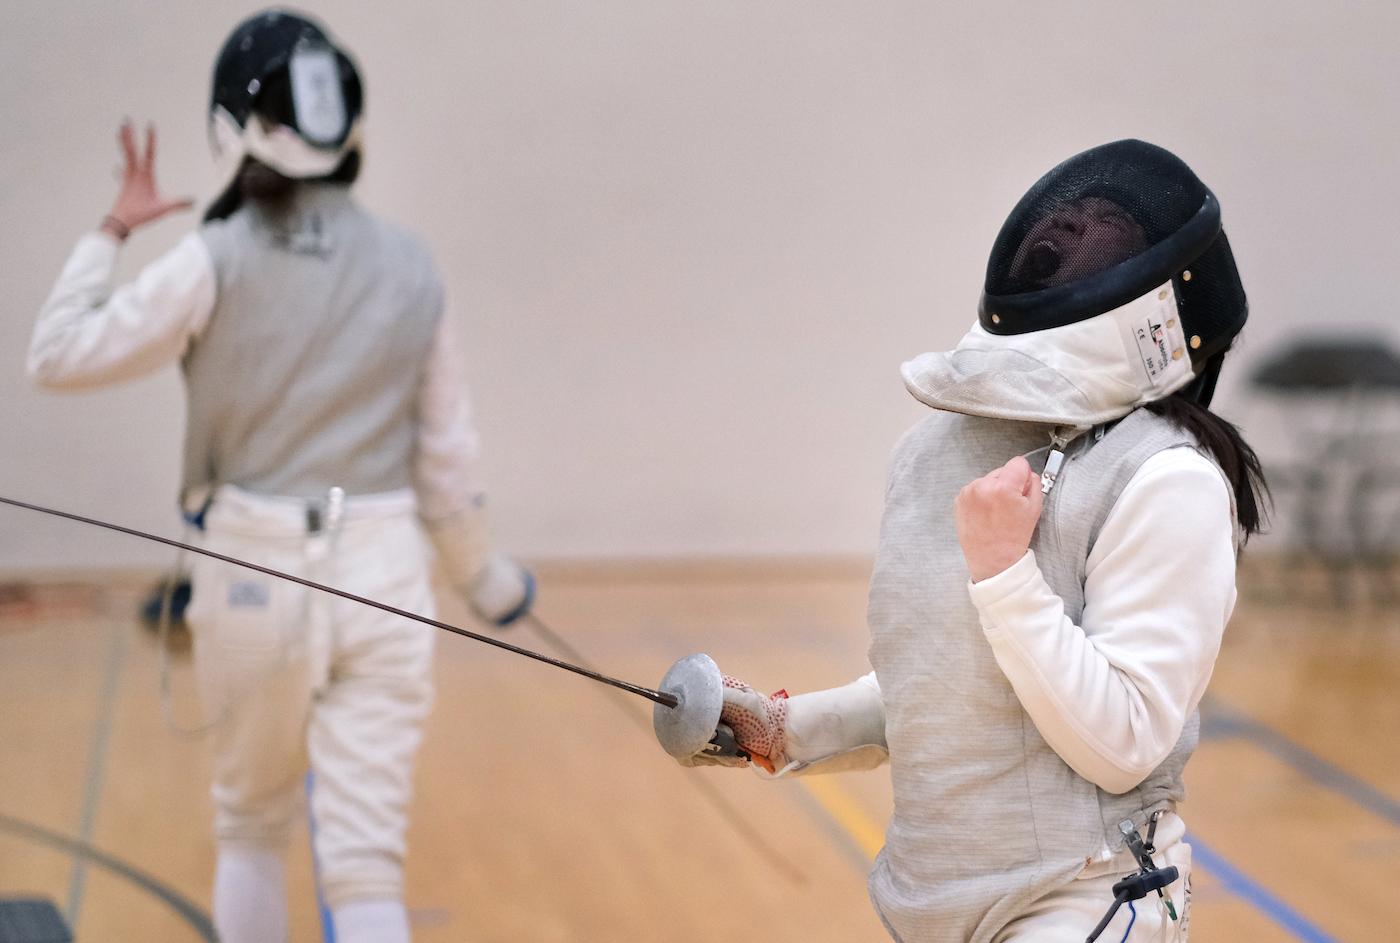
866, 408, 1199, 943
183, 185, 443, 500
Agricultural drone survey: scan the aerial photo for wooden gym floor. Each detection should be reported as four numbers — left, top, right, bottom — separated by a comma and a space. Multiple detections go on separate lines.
1, 558, 1398, 942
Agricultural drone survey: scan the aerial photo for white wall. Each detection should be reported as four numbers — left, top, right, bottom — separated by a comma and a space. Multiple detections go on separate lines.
3, 1, 1398, 568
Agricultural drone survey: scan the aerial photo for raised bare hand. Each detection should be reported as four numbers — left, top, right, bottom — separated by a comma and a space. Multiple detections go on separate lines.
102, 122, 194, 240
954, 455, 1044, 582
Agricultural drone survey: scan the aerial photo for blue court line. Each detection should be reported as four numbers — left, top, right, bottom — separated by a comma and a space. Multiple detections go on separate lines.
1199, 701, 1400, 829
1186, 832, 1343, 943
1193, 698, 1400, 942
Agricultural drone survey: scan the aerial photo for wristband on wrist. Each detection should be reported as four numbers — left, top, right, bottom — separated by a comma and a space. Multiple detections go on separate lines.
101, 215, 131, 241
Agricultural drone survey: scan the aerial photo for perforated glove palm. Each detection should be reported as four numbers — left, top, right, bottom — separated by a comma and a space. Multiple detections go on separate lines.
680, 674, 790, 772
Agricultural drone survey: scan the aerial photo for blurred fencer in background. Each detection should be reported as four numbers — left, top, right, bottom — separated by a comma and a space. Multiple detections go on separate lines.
665, 140, 1269, 942
25, 9, 532, 943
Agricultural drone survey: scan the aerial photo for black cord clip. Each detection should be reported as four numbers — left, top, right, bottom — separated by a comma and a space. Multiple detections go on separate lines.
1112, 865, 1180, 901
1083, 818, 1180, 943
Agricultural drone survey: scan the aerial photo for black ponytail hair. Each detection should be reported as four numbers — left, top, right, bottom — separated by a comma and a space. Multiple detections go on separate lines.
203, 150, 360, 223
1143, 386, 1269, 541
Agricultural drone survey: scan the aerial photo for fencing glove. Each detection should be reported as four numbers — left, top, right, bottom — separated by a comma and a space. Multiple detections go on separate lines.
679, 674, 790, 773
679, 673, 888, 776
424, 505, 534, 626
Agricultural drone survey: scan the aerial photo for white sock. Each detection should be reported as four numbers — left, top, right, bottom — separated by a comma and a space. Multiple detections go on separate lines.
213, 848, 288, 943
334, 899, 411, 943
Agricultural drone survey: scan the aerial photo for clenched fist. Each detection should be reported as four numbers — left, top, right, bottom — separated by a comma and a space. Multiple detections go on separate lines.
954, 456, 1044, 582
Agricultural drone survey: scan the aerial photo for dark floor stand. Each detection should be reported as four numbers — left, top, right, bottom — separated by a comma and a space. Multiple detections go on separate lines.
0, 900, 72, 943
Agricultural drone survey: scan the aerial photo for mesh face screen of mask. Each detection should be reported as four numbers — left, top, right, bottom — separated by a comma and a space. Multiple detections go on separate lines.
1006, 196, 1149, 291
986, 142, 1208, 297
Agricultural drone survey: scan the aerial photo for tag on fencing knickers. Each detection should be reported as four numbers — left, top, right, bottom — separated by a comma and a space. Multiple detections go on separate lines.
289, 46, 347, 146
227, 581, 271, 608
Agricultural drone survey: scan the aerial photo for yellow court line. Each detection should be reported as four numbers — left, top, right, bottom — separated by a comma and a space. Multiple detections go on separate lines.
799, 777, 885, 860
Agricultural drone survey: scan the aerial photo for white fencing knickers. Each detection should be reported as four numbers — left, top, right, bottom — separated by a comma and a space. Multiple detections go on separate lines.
186, 485, 436, 908
992, 813, 1193, 943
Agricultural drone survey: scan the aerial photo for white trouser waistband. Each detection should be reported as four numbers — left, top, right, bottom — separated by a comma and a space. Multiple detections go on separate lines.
198, 484, 417, 538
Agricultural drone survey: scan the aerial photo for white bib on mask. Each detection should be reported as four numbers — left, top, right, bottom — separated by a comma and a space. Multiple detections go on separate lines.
901, 282, 1196, 430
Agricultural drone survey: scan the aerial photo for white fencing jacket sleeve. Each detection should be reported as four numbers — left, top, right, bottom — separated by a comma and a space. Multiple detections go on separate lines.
28, 230, 487, 531
969, 446, 1236, 794
779, 671, 888, 775
29, 232, 216, 389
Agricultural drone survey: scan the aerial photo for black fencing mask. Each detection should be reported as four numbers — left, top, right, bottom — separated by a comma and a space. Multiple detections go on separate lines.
979, 140, 1246, 406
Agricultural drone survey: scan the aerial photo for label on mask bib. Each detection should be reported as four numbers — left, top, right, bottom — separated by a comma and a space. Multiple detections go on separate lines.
1134, 315, 1172, 388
